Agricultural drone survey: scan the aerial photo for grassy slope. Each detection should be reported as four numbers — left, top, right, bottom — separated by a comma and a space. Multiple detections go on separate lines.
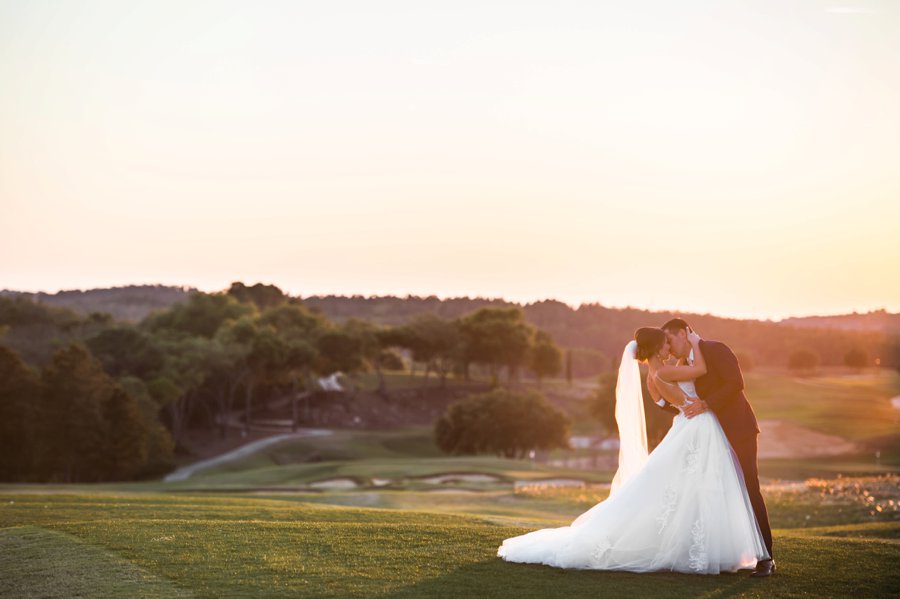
746, 370, 899, 441
0, 525, 190, 598
1, 492, 898, 598
176, 427, 611, 489
3, 374, 898, 597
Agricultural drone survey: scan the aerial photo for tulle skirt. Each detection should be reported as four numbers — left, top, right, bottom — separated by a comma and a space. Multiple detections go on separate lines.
497, 411, 770, 574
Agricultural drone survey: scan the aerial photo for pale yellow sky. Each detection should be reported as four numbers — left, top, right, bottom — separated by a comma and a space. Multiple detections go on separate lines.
1, 1, 898, 320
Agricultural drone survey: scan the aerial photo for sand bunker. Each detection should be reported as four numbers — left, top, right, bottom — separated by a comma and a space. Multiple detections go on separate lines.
307, 478, 359, 489
419, 474, 500, 484
514, 478, 587, 491
758, 420, 859, 459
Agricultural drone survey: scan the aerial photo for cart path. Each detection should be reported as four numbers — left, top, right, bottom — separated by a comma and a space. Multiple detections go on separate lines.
164, 428, 334, 482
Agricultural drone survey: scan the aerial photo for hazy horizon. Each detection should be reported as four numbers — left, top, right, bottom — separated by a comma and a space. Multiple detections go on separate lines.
4, 279, 897, 323
3, 1, 899, 321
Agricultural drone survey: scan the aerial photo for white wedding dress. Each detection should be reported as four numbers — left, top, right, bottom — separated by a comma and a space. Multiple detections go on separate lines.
497, 378, 770, 574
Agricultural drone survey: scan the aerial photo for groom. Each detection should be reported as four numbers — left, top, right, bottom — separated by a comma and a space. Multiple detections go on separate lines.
657, 318, 775, 578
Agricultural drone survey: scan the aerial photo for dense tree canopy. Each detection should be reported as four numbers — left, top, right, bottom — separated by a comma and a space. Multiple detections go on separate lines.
788, 349, 820, 373
142, 292, 255, 339
30, 343, 171, 482
227, 282, 288, 310
458, 307, 535, 385
434, 388, 570, 458
530, 330, 563, 387
0, 346, 40, 481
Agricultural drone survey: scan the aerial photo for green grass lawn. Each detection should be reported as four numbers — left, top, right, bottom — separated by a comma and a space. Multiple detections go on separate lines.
173, 427, 610, 491
3, 373, 899, 597
746, 370, 900, 441
177, 456, 608, 489
1, 492, 898, 598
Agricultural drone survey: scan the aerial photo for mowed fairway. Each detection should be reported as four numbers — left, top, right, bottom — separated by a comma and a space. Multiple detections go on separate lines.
1, 492, 898, 598
2, 372, 899, 597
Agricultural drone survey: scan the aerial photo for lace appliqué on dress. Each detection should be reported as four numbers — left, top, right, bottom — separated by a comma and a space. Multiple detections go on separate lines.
590, 536, 612, 567
656, 484, 678, 534
689, 517, 709, 572
683, 440, 700, 475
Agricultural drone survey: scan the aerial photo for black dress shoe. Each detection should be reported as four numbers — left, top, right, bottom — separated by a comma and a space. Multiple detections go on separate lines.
750, 558, 776, 578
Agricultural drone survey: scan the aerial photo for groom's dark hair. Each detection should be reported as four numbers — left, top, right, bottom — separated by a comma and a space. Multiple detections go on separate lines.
661, 317, 690, 333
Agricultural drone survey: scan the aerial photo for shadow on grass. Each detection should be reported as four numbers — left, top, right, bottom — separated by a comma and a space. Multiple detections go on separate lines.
377, 557, 761, 599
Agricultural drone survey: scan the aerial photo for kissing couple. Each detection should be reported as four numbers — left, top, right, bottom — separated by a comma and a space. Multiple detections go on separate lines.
498, 318, 775, 577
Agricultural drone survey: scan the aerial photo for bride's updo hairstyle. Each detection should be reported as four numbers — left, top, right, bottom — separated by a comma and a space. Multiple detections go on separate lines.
634, 327, 666, 362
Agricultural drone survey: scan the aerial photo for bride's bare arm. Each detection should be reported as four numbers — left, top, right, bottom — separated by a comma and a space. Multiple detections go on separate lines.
647, 373, 662, 404
651, 373, 688, 407
656, 332, 707, 382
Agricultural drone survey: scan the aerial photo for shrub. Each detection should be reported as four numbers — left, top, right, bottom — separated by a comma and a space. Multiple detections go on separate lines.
788, 349, 820, 373
843, 348, 868, 371
434, 388, 570, 458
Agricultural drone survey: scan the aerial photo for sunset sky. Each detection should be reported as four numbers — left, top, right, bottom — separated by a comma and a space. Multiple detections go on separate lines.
1, 0, 898, 320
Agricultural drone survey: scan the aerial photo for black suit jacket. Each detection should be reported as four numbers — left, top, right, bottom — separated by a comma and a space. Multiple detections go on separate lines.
658, 339, 760, 442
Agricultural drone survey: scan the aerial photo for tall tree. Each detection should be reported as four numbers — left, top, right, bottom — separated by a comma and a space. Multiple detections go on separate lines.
458, 307, 535, 387
199, 335, 250, 438
227, 282, 288, 310
116, 376, 175, 476
36, 344, 111, 482
142, 292, 255, 339
529, 330, 562, 388
258, 303, 324, 425
401, 313, 462, 388
86, 325, 165, 379
154, 336, 214, 449
103, 386, 150, 480
315, 328, 364, 378
0, 346, 41, 481
220, 317, 292, 434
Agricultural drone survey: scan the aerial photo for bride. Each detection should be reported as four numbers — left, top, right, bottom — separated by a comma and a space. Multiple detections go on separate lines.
497, 327, 770, 574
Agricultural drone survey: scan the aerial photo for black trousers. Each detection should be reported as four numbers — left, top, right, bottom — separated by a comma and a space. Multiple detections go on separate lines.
730, 432, 774, 558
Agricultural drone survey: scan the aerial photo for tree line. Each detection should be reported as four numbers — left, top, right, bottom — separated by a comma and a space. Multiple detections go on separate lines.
5, 284, 895, 370
2, 281, 896, 478
0, 344, 172, 482
0, 282, 565, 481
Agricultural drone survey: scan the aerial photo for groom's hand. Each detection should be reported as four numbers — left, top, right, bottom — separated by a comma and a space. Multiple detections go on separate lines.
683, 399, 709, 419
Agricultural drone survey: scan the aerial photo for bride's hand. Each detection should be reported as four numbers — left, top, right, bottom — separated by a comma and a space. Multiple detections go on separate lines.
687, 331, 701, 345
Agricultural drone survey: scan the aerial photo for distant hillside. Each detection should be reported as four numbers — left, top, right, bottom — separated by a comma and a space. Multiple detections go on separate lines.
780, 310, 900, 334
0, 284, 195, 323
300, 295, 892, 368
2, 284, 894, 368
